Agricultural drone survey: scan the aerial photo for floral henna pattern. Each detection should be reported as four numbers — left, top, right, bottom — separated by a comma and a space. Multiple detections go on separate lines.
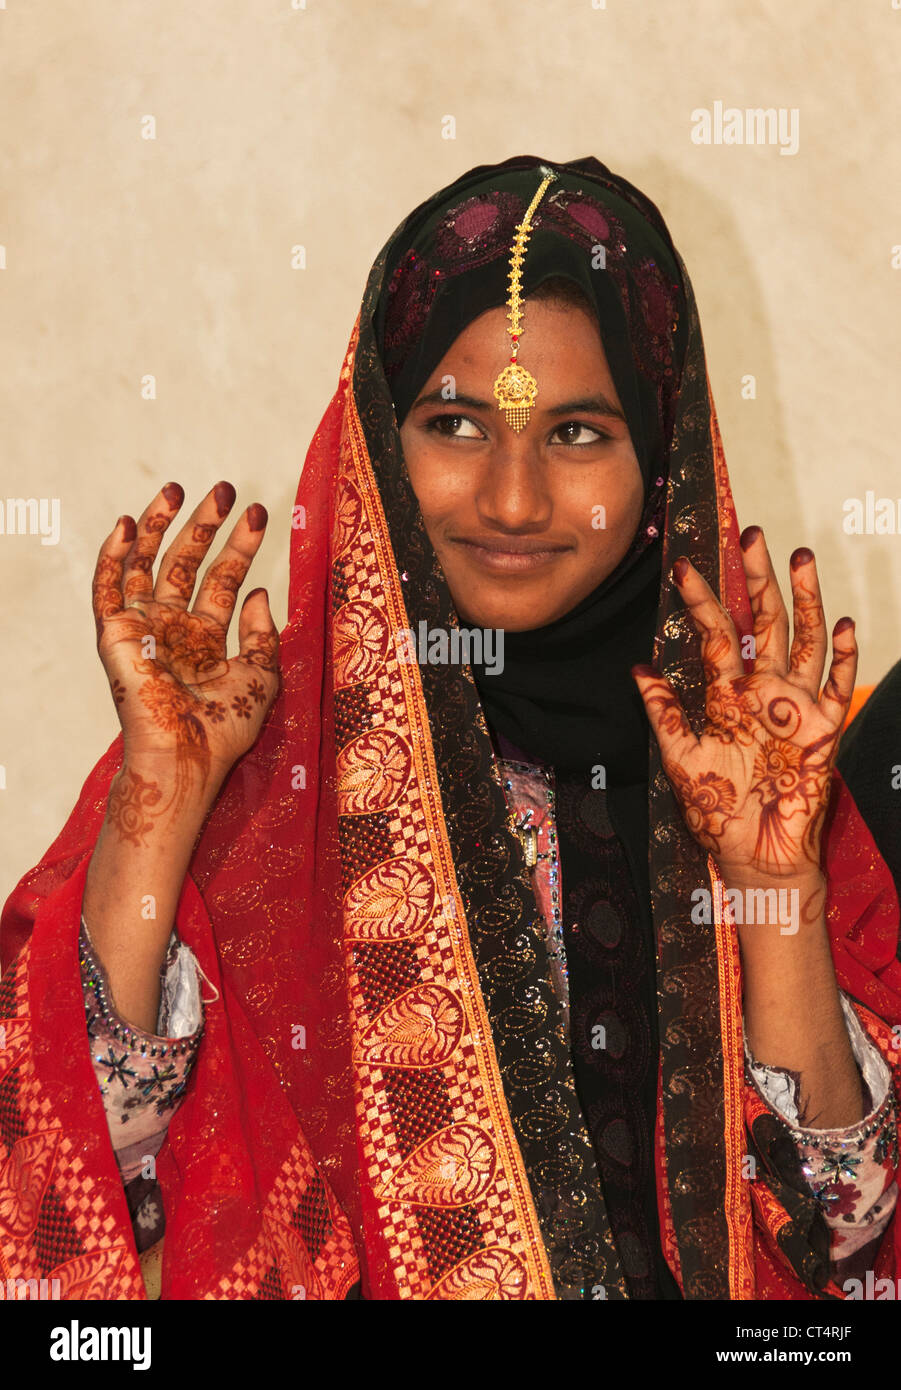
137, 672, 211, 793
139, 675, 198, 730
111, 678, 126, 706
668, 767, 737, 851
108, 767, 164, 847
751, 738, 815, 866
143, 608, 226, 683
705, 677, 760, 747
247, 679, 266, 704
127, 610, 232, 813
231, 695, 251, 719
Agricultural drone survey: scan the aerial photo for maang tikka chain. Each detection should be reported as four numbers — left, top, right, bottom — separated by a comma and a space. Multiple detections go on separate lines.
492, 167, 558, 433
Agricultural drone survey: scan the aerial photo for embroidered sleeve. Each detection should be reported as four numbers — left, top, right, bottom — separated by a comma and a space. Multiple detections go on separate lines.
745, 991, 898, 1278
496, 759, 569, 1034
81, 915, 205, 1249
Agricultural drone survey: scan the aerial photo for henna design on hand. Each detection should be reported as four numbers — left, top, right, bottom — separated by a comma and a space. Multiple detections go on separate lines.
668, 766, 738, 849
701, 628, 733, 685
108, 767, 164, 847
204, 558, 247, 610
705, 676, 760, 747
93, 554, 123, 634
164, 555, 203, 600
788, 568, 821, 669
139, 608, 226, 682
240, 631, 279, 673
749, 733, 831, 869
635, 538, 856, 881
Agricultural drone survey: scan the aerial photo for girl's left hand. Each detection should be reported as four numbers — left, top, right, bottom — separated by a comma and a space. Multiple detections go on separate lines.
631, 525, 857, 882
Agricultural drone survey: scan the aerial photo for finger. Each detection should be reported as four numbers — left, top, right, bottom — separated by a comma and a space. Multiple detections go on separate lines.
121, 482, 185, 604
631, 663, 700, 765
192, 504, 268, 626
236, 587, 280, 679
739, 525, 789, 673
787, 547, 828, 698
153, 481, 237, 608
819, 617, 858, 727
92, 516, 136, 641
670, 556, 745, 685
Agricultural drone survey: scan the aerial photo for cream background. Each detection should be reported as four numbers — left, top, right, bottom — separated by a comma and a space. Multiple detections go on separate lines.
2, 0, 899, 898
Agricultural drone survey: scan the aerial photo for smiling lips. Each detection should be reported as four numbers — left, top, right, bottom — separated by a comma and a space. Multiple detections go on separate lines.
451, 537, 573, 573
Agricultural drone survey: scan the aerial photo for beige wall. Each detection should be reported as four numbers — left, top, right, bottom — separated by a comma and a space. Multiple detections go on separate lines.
2, 0, 899, 895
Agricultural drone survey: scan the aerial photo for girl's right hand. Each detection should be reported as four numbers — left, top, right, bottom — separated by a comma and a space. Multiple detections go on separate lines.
92, 480, 280, 799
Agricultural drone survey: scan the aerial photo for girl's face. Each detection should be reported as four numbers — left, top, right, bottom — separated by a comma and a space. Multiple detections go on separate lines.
400, 299, 645, 632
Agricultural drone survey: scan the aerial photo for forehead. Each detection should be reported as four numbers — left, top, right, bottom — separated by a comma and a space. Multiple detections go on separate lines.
427, 301, 609, 381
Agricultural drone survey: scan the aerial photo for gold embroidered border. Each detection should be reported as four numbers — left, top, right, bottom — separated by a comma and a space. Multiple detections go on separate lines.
709, 855, 755, 1299
337, 388, 554, 1299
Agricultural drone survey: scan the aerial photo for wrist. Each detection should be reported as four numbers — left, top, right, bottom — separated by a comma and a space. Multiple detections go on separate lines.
714, 859, 826, 893
117, 749, 229, 821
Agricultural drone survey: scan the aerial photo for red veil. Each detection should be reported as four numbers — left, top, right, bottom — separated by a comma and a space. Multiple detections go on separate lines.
3, 158, 901, 1301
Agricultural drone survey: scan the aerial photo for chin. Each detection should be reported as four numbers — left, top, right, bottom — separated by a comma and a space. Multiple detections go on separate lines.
452, 593, 571, 633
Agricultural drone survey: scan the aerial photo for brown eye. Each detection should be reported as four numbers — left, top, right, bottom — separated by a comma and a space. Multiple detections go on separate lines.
426, 414, 484, 439
551, 421, 611, 446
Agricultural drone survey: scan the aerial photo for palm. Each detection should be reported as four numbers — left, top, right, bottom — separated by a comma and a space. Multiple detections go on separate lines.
633, 530, 857, 880
103, 600, 276, 768
93, 483, 279, 793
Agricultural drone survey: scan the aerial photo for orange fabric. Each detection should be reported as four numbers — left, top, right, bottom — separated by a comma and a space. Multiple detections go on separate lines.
844, 684, 874, 730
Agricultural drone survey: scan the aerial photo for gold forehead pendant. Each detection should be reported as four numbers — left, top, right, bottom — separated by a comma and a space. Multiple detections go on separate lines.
492, 168, 558, 433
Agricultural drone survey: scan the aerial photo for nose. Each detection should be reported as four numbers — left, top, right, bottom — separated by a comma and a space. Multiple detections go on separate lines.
474, 433, 552, 531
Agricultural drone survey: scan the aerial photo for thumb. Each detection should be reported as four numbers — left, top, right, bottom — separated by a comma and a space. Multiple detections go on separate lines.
237, 587, 279, 674
631, 663, 699, 765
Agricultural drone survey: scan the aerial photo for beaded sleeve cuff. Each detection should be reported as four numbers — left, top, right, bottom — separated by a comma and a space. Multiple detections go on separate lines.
745, 990, 899, 1256
80, 914, 205, 1057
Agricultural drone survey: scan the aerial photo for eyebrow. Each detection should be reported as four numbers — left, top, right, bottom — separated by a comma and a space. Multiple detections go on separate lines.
409, 387, 626, 421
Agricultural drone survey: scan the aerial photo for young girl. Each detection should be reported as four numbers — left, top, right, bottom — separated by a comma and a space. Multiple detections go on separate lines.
3, 155, 899, 1301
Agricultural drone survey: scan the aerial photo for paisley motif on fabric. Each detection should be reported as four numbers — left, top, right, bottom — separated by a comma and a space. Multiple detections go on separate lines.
50, 1248, 129, 1300
357, 985, 464, 1068
0, 1129, 62, 1239
427, 1246, 529, 1300
377, 1123, 497, 1207
334, 600, 390, 687
343, 857, 436, 941
332, 477, 363, 559
337, 729, 412, 815
262, 1214, 324, 1301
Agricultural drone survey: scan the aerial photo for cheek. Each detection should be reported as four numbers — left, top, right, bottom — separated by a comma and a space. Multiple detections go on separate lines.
401, 435, 467, 528
566, 456, 645, 552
